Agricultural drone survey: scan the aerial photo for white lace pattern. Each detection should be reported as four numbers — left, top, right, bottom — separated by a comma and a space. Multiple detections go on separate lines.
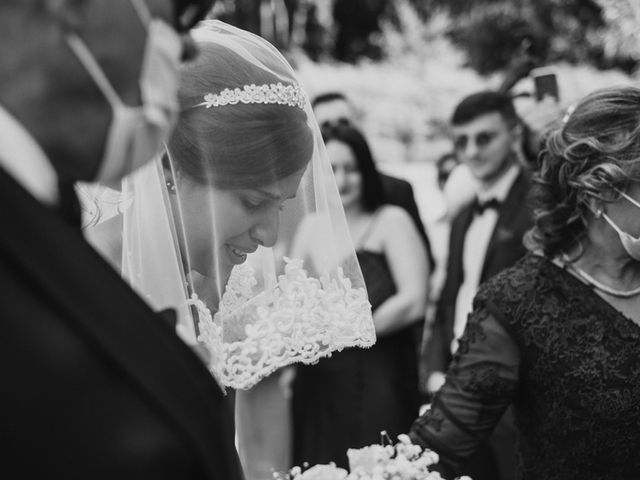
197, 257, 375, 390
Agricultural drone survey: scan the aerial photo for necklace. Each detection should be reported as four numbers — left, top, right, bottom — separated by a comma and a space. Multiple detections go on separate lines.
568, 264, 640, 298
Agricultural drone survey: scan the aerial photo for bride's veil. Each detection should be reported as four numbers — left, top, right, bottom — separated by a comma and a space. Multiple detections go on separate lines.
80, 20, 375, 390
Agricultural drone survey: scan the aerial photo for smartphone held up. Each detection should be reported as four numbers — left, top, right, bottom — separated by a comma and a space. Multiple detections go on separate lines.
531, 67, 560, 102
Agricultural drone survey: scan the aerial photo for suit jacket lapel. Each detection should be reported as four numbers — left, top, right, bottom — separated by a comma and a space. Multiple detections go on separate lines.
0, 168, 240, 477
481, 170, 530, 281
441, 204, 475, 304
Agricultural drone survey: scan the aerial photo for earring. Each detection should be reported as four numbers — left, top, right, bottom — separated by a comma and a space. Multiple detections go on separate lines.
594, 208, 603, 218
166, 180, 176, 193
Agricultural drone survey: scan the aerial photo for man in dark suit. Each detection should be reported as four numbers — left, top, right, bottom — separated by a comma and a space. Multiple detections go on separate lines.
424, 91, 533, 480
311, 91, 435, 270
0, 1, 243, 478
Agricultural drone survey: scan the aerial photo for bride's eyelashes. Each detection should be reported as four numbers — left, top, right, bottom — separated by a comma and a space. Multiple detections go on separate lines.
240, 196, 286, 213
241, 197, 264, 211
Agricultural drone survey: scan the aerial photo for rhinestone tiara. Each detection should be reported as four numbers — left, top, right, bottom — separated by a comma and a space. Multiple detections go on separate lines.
196, 82, 306, 110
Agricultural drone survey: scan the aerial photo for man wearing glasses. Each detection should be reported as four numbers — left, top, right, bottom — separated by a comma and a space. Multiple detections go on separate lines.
424, 90, 533, 480
0, 1, 243, 478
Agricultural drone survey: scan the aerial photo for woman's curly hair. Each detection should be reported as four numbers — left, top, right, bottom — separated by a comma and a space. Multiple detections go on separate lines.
525, 86, 640, 258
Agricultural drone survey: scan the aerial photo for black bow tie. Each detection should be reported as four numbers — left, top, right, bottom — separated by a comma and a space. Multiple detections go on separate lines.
472, 197, 500, 215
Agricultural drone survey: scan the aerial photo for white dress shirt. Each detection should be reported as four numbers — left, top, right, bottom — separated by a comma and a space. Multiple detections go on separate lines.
452, 164, 520, 349
0, 105, 59, 205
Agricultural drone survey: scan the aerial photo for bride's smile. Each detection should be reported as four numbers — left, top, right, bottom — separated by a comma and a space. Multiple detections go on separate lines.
173, 167, 307, 277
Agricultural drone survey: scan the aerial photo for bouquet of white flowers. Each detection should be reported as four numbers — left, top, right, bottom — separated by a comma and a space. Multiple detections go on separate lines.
274, 434, 471, 480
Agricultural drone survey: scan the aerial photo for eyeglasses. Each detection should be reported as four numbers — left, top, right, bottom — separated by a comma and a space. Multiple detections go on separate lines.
453, 131, 500, 152
172, 0, 214, 32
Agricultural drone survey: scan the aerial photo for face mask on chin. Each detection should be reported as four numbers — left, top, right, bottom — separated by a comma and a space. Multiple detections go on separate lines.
66, 0, 182, 182
599, 189, 640, 261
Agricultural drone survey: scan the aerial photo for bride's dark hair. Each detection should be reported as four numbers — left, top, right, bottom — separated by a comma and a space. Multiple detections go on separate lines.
167, 35, 313, 189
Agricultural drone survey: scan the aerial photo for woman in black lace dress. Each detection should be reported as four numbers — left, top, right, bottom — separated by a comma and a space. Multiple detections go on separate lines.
409, 86, 640, 480
291, 123, 430, 468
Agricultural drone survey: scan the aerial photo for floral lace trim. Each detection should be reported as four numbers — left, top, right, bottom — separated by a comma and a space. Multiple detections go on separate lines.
197, 257, 376, 389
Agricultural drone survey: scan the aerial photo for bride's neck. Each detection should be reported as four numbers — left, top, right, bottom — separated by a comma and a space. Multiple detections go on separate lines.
188, 269, 221, 309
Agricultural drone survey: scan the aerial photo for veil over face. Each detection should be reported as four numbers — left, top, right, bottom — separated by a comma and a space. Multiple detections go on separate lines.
81, 20, 375, 390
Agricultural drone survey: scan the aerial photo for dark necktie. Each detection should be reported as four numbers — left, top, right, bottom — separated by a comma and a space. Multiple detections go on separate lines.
472, 197, 500, 215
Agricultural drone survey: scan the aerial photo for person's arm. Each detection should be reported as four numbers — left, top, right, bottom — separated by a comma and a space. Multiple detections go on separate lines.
373, 206, 429, 336
409, 303, 520, 476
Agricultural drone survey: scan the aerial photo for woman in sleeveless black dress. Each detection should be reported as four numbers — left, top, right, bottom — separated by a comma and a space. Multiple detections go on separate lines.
291, 123, 430, 469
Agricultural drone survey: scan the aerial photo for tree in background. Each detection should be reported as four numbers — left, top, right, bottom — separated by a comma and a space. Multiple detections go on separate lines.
332, 0, 389, 61
418, 0, 637, 74
213, 0, 300, 50
596, 0, 640, 72
212, 0, 639, 74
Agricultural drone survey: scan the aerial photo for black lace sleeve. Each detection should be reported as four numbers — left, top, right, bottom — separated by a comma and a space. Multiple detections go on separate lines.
409, 303, 519, 475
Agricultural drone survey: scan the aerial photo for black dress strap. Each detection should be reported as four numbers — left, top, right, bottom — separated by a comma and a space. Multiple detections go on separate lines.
355, 207, 384, 248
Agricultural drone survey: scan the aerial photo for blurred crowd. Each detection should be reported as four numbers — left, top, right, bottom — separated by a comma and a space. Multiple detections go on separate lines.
241, 59, 640, 480
3, 2, 640, 480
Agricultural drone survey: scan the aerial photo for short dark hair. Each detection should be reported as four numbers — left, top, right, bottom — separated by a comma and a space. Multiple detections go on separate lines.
321, 123, 386, 212
311, 91, 348, 109
451, 90, 519, 127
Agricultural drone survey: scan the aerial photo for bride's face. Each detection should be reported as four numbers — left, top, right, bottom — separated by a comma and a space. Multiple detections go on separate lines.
178, 167, 306, 280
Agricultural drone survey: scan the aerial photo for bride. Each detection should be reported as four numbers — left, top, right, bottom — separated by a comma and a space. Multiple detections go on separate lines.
82, 19, 375, 477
